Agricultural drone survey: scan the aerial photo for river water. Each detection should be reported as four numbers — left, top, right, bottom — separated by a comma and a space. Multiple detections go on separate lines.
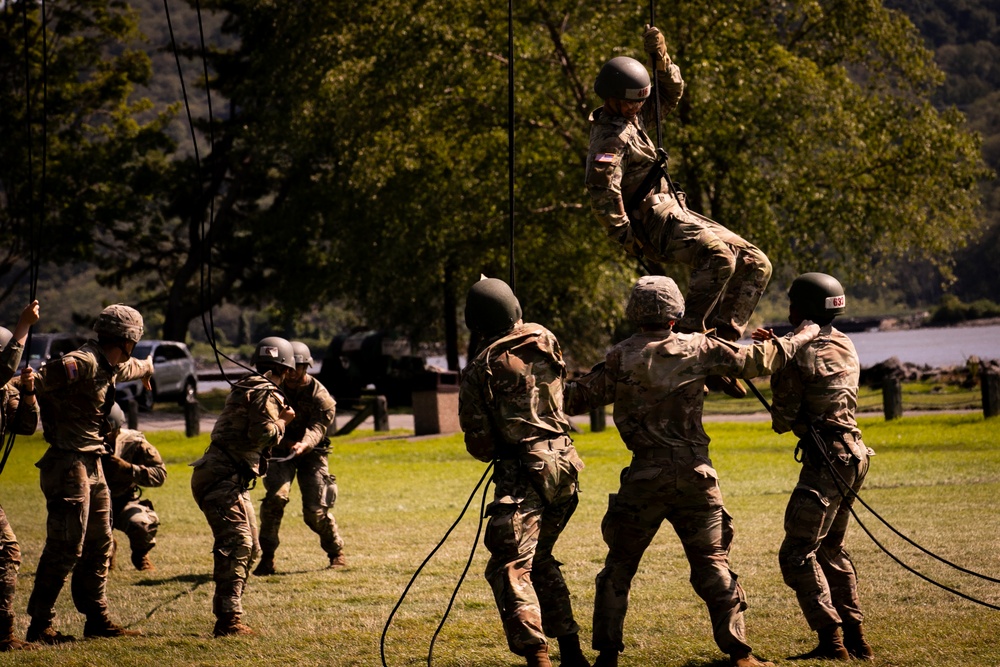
827, 323, 1000, 367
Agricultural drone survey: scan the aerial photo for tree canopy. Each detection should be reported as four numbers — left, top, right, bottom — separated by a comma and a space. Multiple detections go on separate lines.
4, 0, 989, 367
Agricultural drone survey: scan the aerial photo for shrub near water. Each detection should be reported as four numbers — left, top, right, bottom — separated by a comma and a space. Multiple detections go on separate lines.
2, 415, 1000, 666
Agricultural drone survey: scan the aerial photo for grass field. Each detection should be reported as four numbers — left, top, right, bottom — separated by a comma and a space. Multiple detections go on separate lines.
2, 415, 999, 666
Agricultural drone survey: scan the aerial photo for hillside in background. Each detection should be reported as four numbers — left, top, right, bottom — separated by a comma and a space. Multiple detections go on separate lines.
885, 0, 1000, 302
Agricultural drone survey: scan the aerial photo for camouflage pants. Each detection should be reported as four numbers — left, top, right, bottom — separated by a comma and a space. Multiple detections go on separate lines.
0, 506, 20, 620
27, 449, 113, 623
258, 449, 343, 558
485, 444, 584, 656
111, 494, 160, 557
779, 440, 869, 631
644, 195, 772, 341
594, 448, 752, 657
191, 465, 259, 618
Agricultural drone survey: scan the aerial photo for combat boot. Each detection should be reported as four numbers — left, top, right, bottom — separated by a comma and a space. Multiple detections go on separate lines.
131, 549, 155, 572
213, 613, 255, 637
842, 623, 874, 661
0, 616, 37, 651
730, 653, 775, 667
525, 644, 552, 667
328, 553, 347, 569
252, 552, 276, 576
593, 650, 619, 667
25, 620, 74, 645
789, 625, 849, 661
84, 613, 142, 638
556, 633, 590, 667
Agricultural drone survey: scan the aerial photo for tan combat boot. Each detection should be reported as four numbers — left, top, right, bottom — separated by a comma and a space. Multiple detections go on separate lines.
213, 613, 254, 637
525, 644, 553, 667
557, 633, 591, 667
252, 552, 276, 576
328, 553, 347, 569
25, 620, 74, 645
0, 616, 37, 651
83, 613, 142, 638
131, 549, 155, 572
842, 623, 874, 661
731, 653, 775, 667
789, 625, 849, 661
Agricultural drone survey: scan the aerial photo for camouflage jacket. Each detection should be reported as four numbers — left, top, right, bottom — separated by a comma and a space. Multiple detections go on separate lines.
565, 326, 819, 451
35, 340, 153, 453
278, 375, 336, 454
769, 325, 861, 438
1, 340, 37, 441
105, 428, 167, 499
585, 61, 685, 257
459, 322, 573, 462
207, 372, 288, 474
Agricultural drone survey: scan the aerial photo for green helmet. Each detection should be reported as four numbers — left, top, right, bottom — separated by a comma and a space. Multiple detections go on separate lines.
0, 327, 11, 350
291, 341, 313, 367
465, 278, 522, 336
251, 336, 296, 373
93, 304, 144, 343
626, 275, 685, 327
788, 272, 846, 323
595, 56, 651, 101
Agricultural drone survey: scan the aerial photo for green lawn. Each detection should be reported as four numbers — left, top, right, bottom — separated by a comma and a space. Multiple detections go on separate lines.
2, 415, 999, 666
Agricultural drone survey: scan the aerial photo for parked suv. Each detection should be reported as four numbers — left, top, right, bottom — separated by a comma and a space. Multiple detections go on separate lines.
116, 340, 198, 411
21, 332, 88, 370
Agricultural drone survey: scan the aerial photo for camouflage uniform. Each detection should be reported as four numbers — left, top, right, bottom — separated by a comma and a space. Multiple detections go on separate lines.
258, 375, 342, 562
585, 55, 771, 341
565, 325, 819, 658
1, 342, 38, 625
458, 322, 586, 657
27, 342, 153, 626
770, 325, 871, 631
191, 373, 287, 622
105, 428, 166, 564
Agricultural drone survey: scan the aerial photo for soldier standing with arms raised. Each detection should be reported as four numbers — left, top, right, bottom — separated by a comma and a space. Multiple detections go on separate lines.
752, 274, 874, 661
254, 341, 345, 575
586, 27, 771, 396
0, 301, 41, 651
190, 337, 295, 637
26, 304, 154, 643
565, 277, 821, 667
458, 278, 591, 667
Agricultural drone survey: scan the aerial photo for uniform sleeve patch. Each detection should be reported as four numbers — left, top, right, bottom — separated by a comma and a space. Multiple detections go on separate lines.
594, 153, 616, 163
63, 357, 79, 381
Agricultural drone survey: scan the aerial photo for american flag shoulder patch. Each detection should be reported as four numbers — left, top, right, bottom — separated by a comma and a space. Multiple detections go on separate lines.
63, 357, 79, 381
594, 153, 616, 163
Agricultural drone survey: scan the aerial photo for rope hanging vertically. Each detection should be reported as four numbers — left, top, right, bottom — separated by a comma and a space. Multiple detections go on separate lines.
2, 0, 47, 477
648, 0, 662, 150
507, 0, 516, 291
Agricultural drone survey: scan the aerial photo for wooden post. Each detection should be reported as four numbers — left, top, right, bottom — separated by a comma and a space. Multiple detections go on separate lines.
882, 376, 903, 421
982, 367, 1000, 419
126, 400, 139, 430
590, 407, 606, 433
373, 395, 390, 432
184, 398, 201, 437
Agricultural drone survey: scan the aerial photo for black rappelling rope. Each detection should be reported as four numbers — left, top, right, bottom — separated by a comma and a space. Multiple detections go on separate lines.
507, 0, 516, 290
742, 378, 1000, 609
1, 0, 47, 478
379, 462, 495, 667
162, 0, 258, 387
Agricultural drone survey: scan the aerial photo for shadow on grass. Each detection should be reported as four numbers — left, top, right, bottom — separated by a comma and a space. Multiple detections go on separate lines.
135, 572, 212, 587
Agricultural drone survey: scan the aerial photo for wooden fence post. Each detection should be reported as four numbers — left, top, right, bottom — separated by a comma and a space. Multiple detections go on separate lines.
983, 365, 1000, 419
883, 376, 903, 421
